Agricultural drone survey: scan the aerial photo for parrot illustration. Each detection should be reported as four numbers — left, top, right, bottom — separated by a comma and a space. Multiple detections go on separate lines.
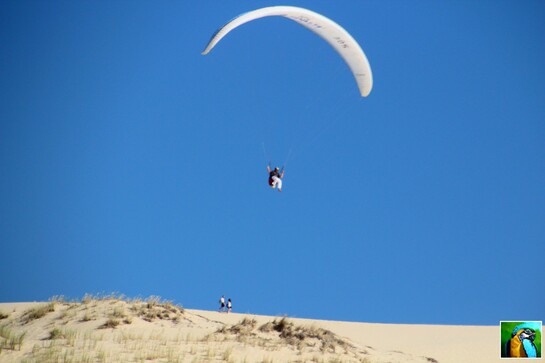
506, 325, 538, 358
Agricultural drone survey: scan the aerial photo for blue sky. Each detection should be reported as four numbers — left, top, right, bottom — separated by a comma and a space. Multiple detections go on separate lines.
1, 1, 544, 325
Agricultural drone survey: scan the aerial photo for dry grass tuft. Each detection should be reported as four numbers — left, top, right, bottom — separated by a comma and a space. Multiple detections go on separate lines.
258, 317, 349, 352
21, 302, 55, 324
0, 325, 25, 351
48, 327, 64, 340
80, 310, 93, 322
99, 318, 120, 329
131, 297, 184, 323
217, 317, 257, 336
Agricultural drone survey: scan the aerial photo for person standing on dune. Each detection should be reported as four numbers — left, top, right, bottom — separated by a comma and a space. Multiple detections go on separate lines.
219, 295, 226, 312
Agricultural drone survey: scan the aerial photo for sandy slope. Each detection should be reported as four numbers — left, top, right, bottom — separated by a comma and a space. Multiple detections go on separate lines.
194, 310, 502, 363
0, 299, 504, 362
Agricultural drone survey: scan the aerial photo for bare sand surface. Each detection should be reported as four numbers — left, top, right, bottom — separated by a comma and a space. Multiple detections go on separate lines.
0, 299, 509, 362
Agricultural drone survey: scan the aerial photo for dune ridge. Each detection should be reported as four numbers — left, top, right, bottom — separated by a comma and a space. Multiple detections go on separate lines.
0, 296, 498, 362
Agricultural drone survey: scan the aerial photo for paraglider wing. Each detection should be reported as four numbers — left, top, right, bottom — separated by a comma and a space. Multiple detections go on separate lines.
202, 6, 373, 97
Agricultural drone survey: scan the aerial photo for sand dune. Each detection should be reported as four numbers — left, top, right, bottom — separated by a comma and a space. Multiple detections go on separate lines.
0, 297, 501, 362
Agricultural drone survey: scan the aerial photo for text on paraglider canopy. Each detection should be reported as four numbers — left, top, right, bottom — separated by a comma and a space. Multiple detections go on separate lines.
288, 15, 324, 30
333, 37, 350, 49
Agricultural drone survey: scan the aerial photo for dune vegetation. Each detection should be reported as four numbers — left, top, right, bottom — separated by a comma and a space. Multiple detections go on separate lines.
0, 295, 439, 363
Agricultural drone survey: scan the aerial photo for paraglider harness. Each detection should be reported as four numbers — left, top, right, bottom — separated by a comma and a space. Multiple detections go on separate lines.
268, 166, 284, 187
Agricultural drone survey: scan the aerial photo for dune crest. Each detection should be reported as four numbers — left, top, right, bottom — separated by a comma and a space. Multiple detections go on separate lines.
0, 297, 496, 362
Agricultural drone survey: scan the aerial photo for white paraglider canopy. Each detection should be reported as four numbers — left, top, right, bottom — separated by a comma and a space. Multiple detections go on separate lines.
202, 6, 373, 97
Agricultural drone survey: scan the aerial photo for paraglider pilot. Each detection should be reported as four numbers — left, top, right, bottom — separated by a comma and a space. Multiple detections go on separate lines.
267, 165, 284, 192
